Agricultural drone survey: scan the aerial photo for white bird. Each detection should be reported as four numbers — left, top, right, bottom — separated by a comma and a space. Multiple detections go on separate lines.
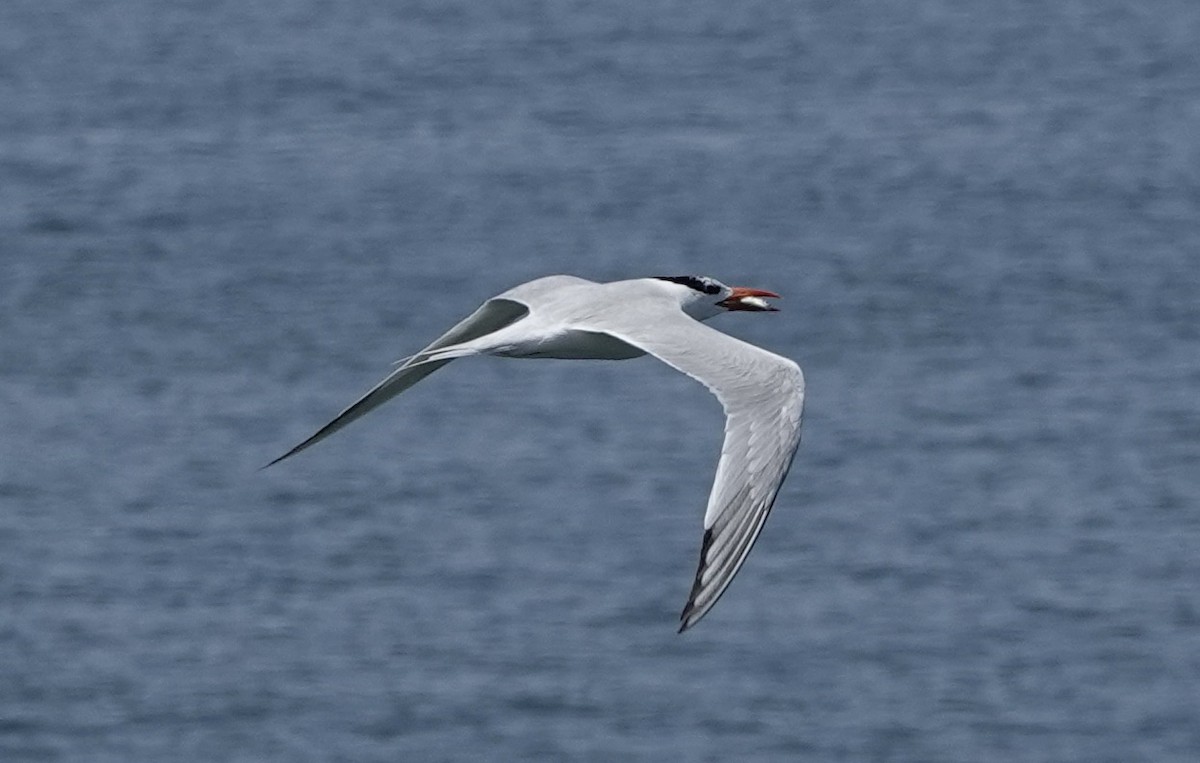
268, 275, 805, 631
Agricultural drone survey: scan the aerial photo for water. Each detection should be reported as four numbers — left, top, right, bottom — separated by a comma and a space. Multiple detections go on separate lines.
3, 1, 1199, 760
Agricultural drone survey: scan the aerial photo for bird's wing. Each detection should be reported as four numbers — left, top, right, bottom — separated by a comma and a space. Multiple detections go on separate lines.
266, 297, 529, 467
588, 309, 805, 632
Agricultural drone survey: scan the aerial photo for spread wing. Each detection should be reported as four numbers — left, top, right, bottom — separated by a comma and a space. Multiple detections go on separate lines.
265, 297, 528, 467
265, 276, 593, 467
593, 310, 805, 631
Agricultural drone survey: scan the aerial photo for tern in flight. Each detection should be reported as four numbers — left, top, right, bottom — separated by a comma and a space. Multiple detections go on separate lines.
268, 275, 805, 631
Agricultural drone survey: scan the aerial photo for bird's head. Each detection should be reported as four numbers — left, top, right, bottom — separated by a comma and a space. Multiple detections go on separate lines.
652, 275, 780, 320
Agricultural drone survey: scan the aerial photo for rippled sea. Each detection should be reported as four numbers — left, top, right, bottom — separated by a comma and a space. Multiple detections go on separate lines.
3, 1, 1199, 760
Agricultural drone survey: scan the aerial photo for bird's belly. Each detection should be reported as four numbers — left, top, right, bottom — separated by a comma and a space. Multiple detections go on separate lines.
501, 330, 646, 360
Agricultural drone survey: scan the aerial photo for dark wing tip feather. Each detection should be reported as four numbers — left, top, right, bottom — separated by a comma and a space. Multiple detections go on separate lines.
262, 298, 532, 473
678, 528, 716, 633
261, 437, 314, 470
677, 490, 785, 633
261, 401, 366, 470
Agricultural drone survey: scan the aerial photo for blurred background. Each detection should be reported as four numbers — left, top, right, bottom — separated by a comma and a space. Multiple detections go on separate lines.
2, 1, 1198, 760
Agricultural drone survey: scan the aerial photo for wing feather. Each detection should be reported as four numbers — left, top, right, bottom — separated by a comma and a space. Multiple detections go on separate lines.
265, 276, 597, 466
265, 297, 529, 467
590, 311, 804, 632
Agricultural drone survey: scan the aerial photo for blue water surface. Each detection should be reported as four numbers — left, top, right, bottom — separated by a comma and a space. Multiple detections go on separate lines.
2, 1, 1199, 760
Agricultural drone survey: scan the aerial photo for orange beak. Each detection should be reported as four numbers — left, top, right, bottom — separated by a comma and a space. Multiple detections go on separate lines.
718, 286, 780, 311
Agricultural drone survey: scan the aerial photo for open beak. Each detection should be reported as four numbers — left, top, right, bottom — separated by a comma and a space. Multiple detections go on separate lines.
718, 286, 780, 312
